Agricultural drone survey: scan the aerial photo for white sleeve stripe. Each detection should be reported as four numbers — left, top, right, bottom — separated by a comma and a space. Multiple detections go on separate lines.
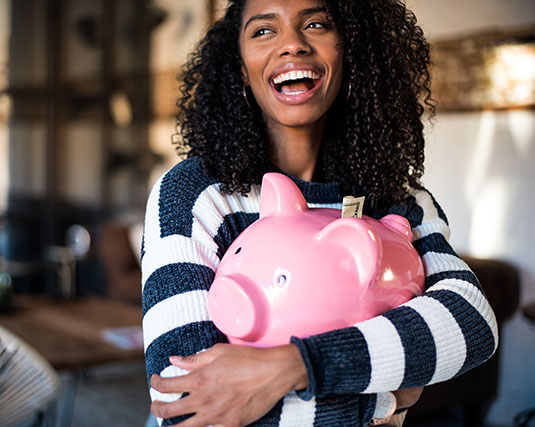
412, 221, 449, 240
427, 280, 499, 348
278, 392, 317, 426
149, 386, 177, 402
403, 296, 466, 383
143, 290, 210, 351
412, 189, 451, 240
422, 252, 470, 277
358, 316, 405, 392
192, 184, 260, 237
414, 189, 438, 223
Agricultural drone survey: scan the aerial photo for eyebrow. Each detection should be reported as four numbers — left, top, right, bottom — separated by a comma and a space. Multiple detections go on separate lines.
243, 7, 327, 31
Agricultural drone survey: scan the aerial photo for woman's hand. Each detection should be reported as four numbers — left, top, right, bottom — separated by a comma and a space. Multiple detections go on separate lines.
392, 386, 423, 410
367, 387, 423, 427
150, 343, 308, 427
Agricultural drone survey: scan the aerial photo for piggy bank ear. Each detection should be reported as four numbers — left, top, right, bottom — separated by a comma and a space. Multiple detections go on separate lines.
259, 173, 308, 218
316, 218, 382, 286
380, 214, 413, 242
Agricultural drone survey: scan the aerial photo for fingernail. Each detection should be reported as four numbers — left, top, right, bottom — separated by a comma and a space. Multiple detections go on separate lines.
169, 356, 183, 364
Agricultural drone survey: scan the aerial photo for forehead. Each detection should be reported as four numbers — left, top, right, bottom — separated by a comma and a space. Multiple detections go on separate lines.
241, 0, 326, 21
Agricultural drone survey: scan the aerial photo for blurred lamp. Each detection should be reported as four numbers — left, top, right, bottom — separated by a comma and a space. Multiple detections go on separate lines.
66, 224, 91, 259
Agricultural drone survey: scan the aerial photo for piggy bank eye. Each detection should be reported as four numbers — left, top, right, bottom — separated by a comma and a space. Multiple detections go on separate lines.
277, 275, 287, 286
234, 247, 242, 255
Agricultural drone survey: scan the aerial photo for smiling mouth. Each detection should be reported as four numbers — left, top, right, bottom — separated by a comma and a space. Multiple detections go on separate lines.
272, 70, 322, 95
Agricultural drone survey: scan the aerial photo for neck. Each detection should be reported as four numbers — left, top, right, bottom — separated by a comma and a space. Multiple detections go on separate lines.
266, 117, 326, 182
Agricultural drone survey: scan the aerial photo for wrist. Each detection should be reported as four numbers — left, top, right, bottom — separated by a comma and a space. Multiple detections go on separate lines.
272, 344, 309, 391
369, 391, 397, 425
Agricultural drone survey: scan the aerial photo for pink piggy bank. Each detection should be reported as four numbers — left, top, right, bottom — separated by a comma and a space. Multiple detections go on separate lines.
208, 173, 425, 347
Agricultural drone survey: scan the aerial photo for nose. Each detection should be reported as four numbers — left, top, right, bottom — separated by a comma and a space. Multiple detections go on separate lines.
278, 29, 311, 57
207, 275, 267, 341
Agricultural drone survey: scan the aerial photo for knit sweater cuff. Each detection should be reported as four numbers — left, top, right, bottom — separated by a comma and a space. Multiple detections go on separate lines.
290, 327, 372, 399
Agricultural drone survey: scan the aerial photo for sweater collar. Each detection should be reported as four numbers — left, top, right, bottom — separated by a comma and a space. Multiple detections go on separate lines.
267, 164, 342, 204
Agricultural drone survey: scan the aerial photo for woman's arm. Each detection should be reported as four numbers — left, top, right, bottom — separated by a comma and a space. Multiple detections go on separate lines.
142, 163, 230, 425
291, 188, 498, 398
150, 343, 309, 426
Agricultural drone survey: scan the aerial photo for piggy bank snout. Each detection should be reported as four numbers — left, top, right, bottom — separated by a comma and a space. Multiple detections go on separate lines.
208, 276, 266, 341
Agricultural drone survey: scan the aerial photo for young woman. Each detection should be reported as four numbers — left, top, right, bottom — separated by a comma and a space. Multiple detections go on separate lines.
141, 0, 498, 425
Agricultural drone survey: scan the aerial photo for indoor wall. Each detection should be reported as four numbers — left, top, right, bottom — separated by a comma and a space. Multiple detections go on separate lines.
406, 0, 535, 424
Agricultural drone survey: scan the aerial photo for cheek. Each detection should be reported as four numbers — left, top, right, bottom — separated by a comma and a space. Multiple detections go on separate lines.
240, 45, 264, 83
330, 50, 344, 93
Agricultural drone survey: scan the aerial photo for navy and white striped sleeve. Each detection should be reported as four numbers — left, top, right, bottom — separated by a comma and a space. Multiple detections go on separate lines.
141, 164, 229, 425
291, 188, 498, 397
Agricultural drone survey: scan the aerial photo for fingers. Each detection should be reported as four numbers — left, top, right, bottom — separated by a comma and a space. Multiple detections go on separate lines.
169, 343, 231, 370
393, 386, 424, 409
150, 390, 230, 427
169, 354, 202, 370
150, 373, 192, 394
151, 397, 190, 420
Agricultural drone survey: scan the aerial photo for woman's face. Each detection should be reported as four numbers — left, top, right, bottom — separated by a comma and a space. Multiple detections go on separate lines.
239, 0, 343, 130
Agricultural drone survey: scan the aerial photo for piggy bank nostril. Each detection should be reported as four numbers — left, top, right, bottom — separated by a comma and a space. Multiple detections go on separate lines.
212, 292, 221, 308
235, 247, 242, 255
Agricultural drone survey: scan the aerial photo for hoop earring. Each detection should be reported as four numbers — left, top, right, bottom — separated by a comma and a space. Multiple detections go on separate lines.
345, 82, 352, 102
243, 85, 253, 109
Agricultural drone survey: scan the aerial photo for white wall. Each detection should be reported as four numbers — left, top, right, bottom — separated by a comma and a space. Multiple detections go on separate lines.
406, 1, 535, 425
406, 0, 535, 39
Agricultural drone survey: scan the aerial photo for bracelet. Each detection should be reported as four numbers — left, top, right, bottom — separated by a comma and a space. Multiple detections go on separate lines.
369, 391, 397, 425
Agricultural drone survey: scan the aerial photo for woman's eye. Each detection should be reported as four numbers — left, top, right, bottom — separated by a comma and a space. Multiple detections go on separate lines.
306, 21, 327, 30
252, 28, 274, 38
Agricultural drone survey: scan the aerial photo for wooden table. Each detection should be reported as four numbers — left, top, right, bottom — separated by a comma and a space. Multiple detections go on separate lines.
0, 295, 144, 371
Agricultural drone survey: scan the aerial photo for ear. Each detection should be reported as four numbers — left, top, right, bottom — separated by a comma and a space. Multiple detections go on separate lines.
379, 214, 413, 242
259, 173, 308, 218
241, 63, 249, 84
316, 218, 382, 286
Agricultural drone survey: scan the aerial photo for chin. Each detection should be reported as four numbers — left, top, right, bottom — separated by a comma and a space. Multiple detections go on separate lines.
272, 108, 327, 128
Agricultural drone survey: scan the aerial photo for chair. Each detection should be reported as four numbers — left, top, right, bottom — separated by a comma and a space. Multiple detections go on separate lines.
0, 325, 60, 426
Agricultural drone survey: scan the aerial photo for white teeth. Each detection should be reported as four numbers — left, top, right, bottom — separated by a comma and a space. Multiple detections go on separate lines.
283, 90, 307, 95
272, 70, 320, 85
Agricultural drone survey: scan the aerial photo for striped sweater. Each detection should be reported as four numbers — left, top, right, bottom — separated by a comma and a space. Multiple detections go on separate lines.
141, 158, 498, 426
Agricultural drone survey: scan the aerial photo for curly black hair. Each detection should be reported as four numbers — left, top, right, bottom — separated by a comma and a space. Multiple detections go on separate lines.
175, 0, 435, 212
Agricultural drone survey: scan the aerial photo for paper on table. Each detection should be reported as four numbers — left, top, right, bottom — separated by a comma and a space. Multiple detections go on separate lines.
101, 326, 143, 350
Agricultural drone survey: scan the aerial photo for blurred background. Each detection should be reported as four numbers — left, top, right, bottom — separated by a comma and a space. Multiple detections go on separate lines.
0, 0, 533, 426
